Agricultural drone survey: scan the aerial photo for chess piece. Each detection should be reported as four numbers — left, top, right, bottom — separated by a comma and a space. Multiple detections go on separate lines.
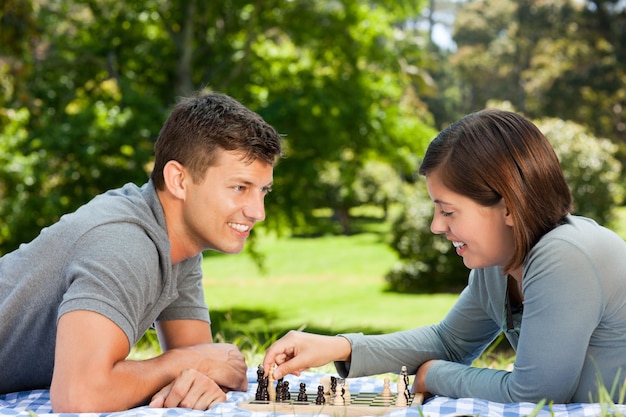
268, 367, 276, 402
259, 376, 269, 401
330, 376, 337, 401
276, 379, 284, 402
283, 381, 291, 400
400, 365, 411, 406
255, 365, 265, 400
396, 376, 407, 406
343, 381, 351, 404
315, 385, 326, 405
297, 382, 308, 402
333, 387, 344, 406
381, 378, 392, 398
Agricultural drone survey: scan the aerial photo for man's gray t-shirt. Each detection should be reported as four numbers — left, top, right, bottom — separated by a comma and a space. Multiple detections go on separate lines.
0, 181, 210, 393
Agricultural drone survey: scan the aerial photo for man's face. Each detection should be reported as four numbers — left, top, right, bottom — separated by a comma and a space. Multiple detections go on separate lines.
181, 149, 274, 254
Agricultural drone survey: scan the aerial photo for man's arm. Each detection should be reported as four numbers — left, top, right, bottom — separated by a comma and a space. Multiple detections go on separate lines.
50, 310, 246, 413
155, 319, 248, 392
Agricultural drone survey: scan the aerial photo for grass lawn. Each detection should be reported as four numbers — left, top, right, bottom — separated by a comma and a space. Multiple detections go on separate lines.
133, 207, 626, 372
202, 230, 458, 348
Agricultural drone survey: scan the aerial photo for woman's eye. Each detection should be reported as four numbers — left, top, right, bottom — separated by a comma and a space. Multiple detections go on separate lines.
440, 210, 453, 217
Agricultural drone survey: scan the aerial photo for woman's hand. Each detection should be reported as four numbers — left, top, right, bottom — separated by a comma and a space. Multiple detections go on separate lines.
262, 331, 352, 379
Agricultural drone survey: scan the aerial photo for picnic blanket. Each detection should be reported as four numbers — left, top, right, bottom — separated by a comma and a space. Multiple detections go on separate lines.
1, 367, 624, 417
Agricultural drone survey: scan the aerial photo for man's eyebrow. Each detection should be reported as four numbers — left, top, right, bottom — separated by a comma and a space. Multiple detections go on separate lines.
231, 177, 273, 188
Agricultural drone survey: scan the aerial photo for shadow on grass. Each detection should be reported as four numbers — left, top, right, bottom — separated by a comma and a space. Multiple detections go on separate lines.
210, 307, 391, 349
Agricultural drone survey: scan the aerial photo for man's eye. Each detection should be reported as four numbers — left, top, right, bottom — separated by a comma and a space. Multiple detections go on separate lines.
234, 185, 245, 192
263, 187, 273, 194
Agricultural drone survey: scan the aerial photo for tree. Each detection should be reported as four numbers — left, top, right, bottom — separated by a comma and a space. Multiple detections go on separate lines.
0, 0, 437, 252
451, 0, 626, 145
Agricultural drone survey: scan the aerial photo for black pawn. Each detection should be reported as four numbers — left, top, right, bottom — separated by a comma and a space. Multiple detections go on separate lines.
284, 381, 291, 400
297, 382, 308, 402
315, 385, 326, 405
276, 379, 285, 402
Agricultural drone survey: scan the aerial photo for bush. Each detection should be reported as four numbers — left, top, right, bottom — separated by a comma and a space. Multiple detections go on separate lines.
386, 116, 624, 294
538, 117, 624, 225
385, 182, 469, 293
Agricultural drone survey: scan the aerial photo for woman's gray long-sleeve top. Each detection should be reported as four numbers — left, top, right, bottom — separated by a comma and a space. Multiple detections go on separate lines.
336, 215, 626, 404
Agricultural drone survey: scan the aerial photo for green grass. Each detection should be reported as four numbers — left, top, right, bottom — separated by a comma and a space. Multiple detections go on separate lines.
202, 230, 457, 345
135, 207, 626, 371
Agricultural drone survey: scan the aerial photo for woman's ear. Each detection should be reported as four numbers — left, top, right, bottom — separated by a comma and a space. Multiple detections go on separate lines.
502, 200, 514, 227
162, 160, 187, 200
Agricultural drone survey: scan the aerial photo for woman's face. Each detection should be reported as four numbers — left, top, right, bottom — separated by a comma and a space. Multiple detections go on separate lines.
426, 170, 516, 272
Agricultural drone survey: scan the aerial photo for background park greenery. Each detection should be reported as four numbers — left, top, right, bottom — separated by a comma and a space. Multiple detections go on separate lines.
2, 0, 626, 360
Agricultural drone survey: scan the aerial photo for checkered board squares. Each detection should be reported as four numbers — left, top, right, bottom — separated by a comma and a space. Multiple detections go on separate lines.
240, 391, 423, 416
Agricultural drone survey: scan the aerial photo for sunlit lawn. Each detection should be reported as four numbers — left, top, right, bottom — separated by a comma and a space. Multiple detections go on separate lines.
203, 231, 457, 338
134, 206, 626, 374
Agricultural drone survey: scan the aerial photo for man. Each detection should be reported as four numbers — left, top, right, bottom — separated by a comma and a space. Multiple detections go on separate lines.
0, 91, 283, 412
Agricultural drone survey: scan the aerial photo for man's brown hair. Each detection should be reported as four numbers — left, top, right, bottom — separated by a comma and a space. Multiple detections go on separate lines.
151, 91, 283, 190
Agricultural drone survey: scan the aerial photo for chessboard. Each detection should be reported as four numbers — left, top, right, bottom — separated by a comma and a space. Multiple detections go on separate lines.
240, 365, 423, 416
239, 391, 423, 417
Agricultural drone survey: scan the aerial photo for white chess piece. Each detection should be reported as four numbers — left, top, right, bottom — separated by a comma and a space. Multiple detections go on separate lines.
382, 378, 392, 398
333, 387, 345, 406
268, 367, 276, 402
395, 376, 407, 406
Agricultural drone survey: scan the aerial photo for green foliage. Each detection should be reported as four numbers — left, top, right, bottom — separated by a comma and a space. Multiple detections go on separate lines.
0, 81, 157, 253
451, 0, 626, 146
0, 0, 436, 250
538, 117, 624, 224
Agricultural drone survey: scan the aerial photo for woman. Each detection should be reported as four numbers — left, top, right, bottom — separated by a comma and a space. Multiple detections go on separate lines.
262, 109, 626, 404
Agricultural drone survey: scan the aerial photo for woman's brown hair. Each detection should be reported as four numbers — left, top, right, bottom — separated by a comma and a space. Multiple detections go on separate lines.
419, 109, 572, 273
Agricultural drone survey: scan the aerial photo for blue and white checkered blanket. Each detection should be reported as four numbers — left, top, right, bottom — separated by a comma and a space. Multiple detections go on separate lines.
1, 368, 624, 417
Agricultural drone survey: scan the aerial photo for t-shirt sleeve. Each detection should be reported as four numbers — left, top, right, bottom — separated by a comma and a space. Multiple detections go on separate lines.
58, 222, 164, 346
157, 254, 210, 323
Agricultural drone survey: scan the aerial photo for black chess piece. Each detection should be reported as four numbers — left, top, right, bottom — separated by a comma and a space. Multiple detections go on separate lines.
276, 378, 284, 402
261, 376, 270, 401
297, 382, 308, 402
255, 365, 265, 400
284, 381, 291, 400
315, 385, 326, 405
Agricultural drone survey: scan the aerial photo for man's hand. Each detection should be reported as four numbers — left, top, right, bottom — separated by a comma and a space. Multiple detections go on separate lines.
149, 369, 226, 410
178, 343, 248, 392
262, 331, 352, 379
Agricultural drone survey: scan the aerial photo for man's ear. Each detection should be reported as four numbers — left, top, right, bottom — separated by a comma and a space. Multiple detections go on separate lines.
162, 160, 187, 200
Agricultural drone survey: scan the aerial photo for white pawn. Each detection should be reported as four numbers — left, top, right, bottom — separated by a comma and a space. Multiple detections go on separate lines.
343, 381, 351, 404
381, 378, 392, 398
